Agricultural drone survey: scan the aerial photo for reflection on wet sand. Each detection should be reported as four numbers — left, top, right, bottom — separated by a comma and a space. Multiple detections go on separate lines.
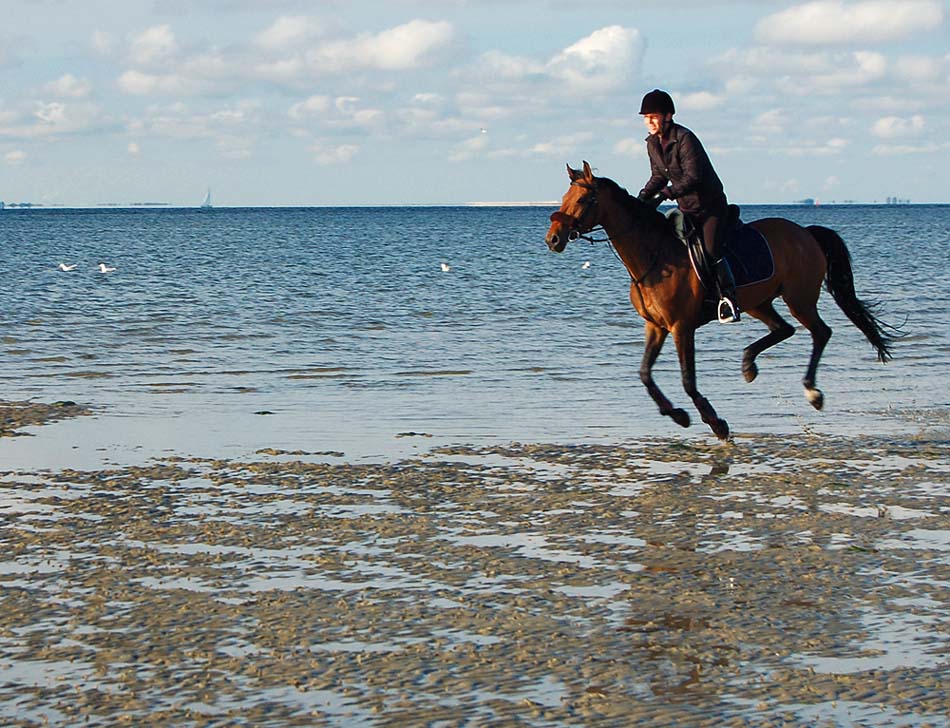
0, 417, 947, 725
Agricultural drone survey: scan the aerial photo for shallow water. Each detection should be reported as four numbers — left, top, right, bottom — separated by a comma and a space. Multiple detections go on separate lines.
1, 204, 948, 467
0, 435, 946, 725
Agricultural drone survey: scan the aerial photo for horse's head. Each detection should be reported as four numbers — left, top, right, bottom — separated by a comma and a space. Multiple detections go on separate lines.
545, 161, 600, 253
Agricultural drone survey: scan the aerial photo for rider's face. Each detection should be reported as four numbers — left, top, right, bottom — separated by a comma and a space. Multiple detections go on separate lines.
642, 113, 671, 136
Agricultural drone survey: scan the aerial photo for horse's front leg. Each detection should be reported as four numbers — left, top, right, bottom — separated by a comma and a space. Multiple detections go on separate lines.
672, 325, 730, 440
639, 322, 690, 428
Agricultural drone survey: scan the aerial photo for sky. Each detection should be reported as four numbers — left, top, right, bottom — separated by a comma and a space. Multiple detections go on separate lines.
1, 0, 948, 206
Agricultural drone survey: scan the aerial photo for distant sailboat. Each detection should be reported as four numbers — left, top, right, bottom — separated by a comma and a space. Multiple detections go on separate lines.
200, 187, 212, 209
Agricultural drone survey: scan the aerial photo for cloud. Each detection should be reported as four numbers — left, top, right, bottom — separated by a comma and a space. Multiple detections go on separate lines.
613, 137, 644, 158
254, 16, 327, 51
448, 134, 489, 162
750, 109, 786, 137
118, 70, 200, 96
459, 25, 643, 103
4, 150, 26, 164
546, 26, 643, 93
873, 141, 950, 156
129, 25, 179, 66
288, 95, 331, 120
127, 141, 140, 156
310, 140, 359, 164
677, 91, 725, 111
755, 1, 944, 45
872, 114, 926, 138
44, 74, 92, 99
127, 100, 261, 145
712, 48, 887, 93
92, 30, 115, 57
786, 137, 849, 156
0, 99, 104, 139
305, 19, 454, 73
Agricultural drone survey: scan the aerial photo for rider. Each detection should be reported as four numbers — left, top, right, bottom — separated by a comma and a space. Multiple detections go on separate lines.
636, 89, 740, 323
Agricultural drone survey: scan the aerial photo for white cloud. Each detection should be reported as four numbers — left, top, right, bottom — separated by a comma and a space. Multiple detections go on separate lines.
306, 20, 454, 73
873, 141, 950, 156
129, 25, 179, 66
310, 141, 359, 164
546, 26, 643, 92
92, 30, 115, 56
289, 95, 331, 120
755, 1, 944, 45
748, 109, 786, 142
786, 137, 849, 156
449, 134, 489, 162
872, 114, 926, 138
677, 91, 725, 111
44, 74, 92, 99
4, 150, 26, 164
0, 101, 104, 138
117, 70, 207, 96
613, 137, 644, 158
127, 141, 140, 156
254, 16, 326, 51
713, 48, 888, 93
127, 101, 261, 146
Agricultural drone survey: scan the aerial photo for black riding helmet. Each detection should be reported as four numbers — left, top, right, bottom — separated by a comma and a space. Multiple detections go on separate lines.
639, 89, 675, 115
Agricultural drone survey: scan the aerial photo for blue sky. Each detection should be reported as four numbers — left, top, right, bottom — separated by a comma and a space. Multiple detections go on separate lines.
2, 0, 948, 206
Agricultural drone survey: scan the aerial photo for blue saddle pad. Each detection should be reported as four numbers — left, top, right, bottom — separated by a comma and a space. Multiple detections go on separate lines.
724, 225, 774, 288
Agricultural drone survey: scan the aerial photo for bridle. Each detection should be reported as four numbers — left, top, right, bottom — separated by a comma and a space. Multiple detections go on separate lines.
548, 180, 605, 244
549, 178, 662, 289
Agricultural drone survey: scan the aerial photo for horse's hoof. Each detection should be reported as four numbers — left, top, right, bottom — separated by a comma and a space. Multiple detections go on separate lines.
669, 408, 691, 428
742, 361, 758, 383
805, 387, 824, 411
710, 418, 730, 440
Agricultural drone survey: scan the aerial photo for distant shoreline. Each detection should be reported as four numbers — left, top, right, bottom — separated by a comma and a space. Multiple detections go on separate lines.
2, 202, 948, 210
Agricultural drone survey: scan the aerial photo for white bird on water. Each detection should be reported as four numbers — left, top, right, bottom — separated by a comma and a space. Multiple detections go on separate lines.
581, 260, 591, 269
440, 262, 451, 272
58, 262, 77, 271
98, 262, 116, 273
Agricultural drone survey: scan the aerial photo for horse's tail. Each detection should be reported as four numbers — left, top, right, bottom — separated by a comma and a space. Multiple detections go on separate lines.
807, 225, 894, 363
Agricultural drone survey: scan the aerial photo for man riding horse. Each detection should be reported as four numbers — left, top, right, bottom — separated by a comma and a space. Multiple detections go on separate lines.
636, 89, 740, 323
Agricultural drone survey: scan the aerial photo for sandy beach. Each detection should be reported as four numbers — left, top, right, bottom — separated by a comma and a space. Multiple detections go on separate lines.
1, 402, 947, 726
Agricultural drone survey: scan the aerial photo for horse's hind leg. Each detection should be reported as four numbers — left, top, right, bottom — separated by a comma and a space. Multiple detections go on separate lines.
786, 301, 832, 410
741, 302, 796, 383
639, 322, 690, 428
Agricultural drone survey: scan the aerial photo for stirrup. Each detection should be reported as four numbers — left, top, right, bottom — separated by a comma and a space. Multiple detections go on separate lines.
718, 297, 740, 323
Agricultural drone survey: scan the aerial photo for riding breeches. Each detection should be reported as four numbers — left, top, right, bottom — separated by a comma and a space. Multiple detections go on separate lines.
686, 208, 727, 261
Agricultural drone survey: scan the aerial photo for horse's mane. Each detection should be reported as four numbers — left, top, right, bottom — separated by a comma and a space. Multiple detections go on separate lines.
595, 175, 675, 234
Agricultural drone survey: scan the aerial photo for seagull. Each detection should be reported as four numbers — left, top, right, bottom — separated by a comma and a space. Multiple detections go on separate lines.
98, 262, 116, 273
440, 262, 451, 272
58, 263, 77, 271
581, 260, 591, 269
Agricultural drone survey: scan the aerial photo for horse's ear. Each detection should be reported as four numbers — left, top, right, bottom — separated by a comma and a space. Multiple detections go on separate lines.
567, 163, 581, 181
582, 161, 593, 180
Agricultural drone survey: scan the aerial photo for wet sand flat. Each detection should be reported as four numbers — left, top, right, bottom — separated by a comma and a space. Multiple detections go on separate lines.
1, 410, 948, 725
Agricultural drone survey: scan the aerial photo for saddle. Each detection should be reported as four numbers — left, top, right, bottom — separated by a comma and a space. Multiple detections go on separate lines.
666, 205, 775, 294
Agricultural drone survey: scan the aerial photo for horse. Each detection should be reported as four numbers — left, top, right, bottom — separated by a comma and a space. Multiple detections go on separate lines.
545, 161, 894, 440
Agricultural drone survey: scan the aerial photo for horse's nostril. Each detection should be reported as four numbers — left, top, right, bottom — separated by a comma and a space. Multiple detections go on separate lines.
568, 230, 579, 241
549, 234, 559, 246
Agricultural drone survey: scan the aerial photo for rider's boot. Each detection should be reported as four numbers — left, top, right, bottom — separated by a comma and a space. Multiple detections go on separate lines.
715, 258, 740, 323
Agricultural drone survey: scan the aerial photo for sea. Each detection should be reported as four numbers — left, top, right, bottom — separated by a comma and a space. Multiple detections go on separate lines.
1, 204, 948, 470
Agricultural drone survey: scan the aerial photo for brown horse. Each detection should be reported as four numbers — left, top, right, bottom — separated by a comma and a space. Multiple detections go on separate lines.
545, 162, 894, 440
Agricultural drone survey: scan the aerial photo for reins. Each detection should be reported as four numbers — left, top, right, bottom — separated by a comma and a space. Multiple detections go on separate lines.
561, 181, 661, 285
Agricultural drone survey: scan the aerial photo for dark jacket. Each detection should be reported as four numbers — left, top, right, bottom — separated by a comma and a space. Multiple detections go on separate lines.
639, 122, 727, 218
